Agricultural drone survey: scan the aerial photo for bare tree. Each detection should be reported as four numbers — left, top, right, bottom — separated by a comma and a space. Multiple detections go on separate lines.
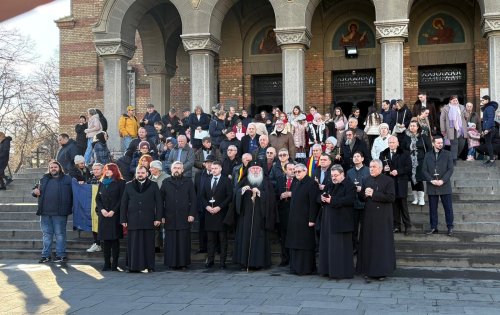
0, 26, 59, 172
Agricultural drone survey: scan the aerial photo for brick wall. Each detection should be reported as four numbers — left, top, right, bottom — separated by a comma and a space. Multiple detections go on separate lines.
218, 58, 244, 111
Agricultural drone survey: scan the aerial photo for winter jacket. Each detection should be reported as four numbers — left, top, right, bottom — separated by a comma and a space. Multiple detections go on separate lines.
118, 114, 140, 138
56, 139, 79, 174
85, 114, 102, 139
140, 110, 162, 137
35, 173, 73, 216
0, 136, 12, 171
482, 101, 498, 131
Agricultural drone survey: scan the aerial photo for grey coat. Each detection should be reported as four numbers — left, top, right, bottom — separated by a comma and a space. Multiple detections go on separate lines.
440, 104, 468, 140
422, 149, 454, 195
165, 145, 195, 178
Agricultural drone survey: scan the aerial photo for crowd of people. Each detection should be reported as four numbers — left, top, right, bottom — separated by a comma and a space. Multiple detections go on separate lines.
31, 93, 499, 281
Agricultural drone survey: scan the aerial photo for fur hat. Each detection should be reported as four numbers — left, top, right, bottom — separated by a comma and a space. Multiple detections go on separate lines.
74, 155, 85, 164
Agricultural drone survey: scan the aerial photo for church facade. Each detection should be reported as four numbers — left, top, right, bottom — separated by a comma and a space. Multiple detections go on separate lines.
56, 0, 500, 151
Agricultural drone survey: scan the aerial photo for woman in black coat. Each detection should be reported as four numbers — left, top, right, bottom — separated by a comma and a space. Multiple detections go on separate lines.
187, 105, 211, 149
95, 163, 126, 271
0, 132, 12, 190
318, 166, 356, 279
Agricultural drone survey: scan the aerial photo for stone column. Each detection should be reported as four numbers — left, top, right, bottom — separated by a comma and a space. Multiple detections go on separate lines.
144, 63, 176, 115
374, 20, 409, 101
181, 34, 221, 114
482, 14, 500, 112
95, 41, 135, 153
275, 27, 312, 114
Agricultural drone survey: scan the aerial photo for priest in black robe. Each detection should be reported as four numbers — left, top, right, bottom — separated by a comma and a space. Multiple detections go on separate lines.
286, 163, 319, 275
160, 161, 196, 269
120, 165, 162, 272
232, 161, 276, 270
357, 159, 396, 282
319, 164, 356, 279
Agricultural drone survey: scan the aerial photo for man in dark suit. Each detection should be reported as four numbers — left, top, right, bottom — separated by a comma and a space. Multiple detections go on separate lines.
379, 136, 413, 235
422, 136, 455, 236
313, 153, 333, 192
275, 162, 296, 266
201, 161, 233, 269
194, 155, 214, 254
413, 92, 437, 135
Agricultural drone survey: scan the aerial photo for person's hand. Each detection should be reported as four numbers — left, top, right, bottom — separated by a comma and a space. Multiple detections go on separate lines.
319, 184, 325, 190
242, 186, 251, 194
101, 209, 108, 217
335, 155, 341, 160
356, 185, 362, 192
144, 119, 149, 124
122, 223, 127, 227
154, 220, 161, 227
108, 210, 114, 217
390, 170, 398, 176
384, 165, 390, 172
308, 222, 315, 227
365, 187, 373, 197
197, 126, 202, 131
78, 181, 84, 184
321, 195, 331, 203
33, 188, 41, 196
161, 218, 165, 224
187, 216, 195, 223
167, 124, 172, 128
251, 187, 261, 197
206, 206, 213, 212
213, 207, 221, 214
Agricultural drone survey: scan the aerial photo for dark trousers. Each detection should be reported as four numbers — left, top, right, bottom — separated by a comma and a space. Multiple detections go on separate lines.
352, 208, 364, 252
103, 239, 120, 268
411, 181, 424, 191
393, 197, 411, 229
198, 212, 207, 252
485, 128, 497, 160
277, 221, 289, 263
428, 194, 454, 229
207, 230, 227, 264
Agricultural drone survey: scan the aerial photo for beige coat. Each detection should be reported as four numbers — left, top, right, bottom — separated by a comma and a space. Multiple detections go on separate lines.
440, 104, 468, 140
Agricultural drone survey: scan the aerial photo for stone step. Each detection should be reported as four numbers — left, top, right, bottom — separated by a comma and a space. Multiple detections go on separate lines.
407, 211, 500, 224
0, 229, 93, 239
0, 212, 41, 220
408, 202, 499, 212
0, 220, 80, 229
0, 204, 38, 212
0, 197, 38, 203
451, 171, 498, 179
453, 179, 500, 188
0, 238, 112, 250
396, 241, 500, 256
395, 253, 500, 268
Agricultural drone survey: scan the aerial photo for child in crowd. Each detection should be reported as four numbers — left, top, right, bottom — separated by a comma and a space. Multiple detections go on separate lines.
466, 122, 481, 160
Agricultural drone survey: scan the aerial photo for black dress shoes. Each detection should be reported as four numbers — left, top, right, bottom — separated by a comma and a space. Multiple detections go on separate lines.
426, 228, 439, 235
447, 228, 454, 236
393, 228, 401, 233
102, 265, 110, 271
404, 227, 411, 236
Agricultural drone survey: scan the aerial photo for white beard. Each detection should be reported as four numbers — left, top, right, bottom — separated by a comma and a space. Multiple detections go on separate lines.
248, 172, 263, 186
345, 139, 351, 145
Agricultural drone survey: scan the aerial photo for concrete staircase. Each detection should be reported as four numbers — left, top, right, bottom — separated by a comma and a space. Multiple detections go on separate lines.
0, 162, 499, 269
395, 160, 500, 268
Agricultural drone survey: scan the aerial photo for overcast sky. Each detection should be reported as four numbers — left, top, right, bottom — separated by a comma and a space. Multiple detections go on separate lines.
2, 0, 71, 63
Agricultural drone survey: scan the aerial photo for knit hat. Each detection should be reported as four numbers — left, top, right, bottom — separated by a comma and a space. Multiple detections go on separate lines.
138, 141, 150, 149
325, 136, 337, 147
150, 160, 163, 170
127, 105, 135, 111
468, 122, 476, 128
74, 155, 85, 164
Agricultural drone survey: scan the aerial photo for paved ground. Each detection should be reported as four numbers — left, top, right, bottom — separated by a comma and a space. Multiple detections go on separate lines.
1, 260, 500, 315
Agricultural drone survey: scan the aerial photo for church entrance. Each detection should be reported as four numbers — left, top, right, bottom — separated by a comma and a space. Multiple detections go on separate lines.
331, 70, 376, 120
418, 64, 467, 109
252, 75, 283, 115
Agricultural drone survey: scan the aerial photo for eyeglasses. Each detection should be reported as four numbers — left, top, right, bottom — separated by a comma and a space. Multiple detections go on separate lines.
266, 152, 274, 155
278, 154, 288, 157
294, 170, 305, 173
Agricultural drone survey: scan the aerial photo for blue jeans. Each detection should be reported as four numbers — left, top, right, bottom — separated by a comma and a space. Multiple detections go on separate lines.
467, 147, 476, 156
428, 194, 454, 230
122, 136, 133, 153
84, 137, 93, 165
40, 215, 68, 258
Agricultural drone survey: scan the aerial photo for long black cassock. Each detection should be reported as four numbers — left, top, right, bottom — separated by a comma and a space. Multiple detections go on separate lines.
161, 176, 197, 268
232, 177, 276, 268
357, 173, 396, 278
120, 178, 163, 271
286, 175, 319, 275
318, 177, 356, 279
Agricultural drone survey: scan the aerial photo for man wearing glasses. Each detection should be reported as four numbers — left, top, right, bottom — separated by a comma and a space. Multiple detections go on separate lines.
286, 164, 320, 275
